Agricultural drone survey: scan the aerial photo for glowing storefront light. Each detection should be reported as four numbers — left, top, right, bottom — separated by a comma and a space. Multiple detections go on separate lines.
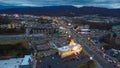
58, 39, 83, 58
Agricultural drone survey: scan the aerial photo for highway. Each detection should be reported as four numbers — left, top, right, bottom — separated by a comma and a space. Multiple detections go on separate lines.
73, 30, 116, 68
57, 18, 117, 68
0, 34, 46, 40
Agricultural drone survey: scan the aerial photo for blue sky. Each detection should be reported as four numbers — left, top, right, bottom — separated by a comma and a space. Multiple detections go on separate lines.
0, 0, 120, 8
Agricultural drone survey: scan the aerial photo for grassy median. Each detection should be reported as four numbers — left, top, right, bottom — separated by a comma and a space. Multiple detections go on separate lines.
78, 60, 97, 68
82, 49, 90, 57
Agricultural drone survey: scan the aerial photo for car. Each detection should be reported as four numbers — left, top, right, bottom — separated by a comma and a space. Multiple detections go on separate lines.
52, 57, 55, 59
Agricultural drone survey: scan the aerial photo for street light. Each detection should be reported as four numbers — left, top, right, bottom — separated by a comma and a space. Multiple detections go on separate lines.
68, 35, 71, 38
90, 56, 93, 60
68, 23, 71, 26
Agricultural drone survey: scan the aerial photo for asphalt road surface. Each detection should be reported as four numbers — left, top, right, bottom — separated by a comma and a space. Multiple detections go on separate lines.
74, 30, 116, 68
36, 55, 89, 68
0, 34, 46, 40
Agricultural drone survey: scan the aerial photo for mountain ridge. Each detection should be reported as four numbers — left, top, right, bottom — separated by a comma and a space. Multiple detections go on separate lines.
0, 5, 120, 17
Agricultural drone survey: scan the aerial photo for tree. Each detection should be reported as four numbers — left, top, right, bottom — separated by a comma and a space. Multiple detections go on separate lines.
0, 16, 11, 25
113, 32, 117, 38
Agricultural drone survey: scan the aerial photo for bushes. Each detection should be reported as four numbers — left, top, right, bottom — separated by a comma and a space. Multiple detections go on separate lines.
0, 40, 30, 57
0, 16, 11, 25
0, 28, 25, 35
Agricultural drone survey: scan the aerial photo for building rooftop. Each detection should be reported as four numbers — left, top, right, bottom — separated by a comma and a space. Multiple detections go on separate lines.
21, 55, 31, 65
58, 45, 71, 52
113, 25, 120, 29
0, 58, 23, 68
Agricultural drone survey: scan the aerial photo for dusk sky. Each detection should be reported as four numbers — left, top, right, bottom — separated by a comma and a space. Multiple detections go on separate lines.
0, 0, 120, 8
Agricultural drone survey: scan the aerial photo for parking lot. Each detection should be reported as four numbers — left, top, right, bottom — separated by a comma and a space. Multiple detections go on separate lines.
36, 54, 89, 68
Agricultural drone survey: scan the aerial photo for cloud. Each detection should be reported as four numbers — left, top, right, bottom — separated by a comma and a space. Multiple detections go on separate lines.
0, 0, 120, 8
109, 3, 120, 8
73, 5, 83, 8
0, 0, 33, 6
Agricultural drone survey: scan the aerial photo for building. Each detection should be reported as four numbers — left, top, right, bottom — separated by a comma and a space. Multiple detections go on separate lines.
7, 23, 22, 29
25, 18, 59, 35
19, 55, 33, 68
58, 39, 82, 58
0, 58, 23, 68
112, 25, 120, 36
30, 27, 58, 34
79, 29, 91, 35
0, 55, 33, 68
34, 40, 50, 51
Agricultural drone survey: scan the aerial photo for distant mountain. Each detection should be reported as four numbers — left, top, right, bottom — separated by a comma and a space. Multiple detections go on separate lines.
0, 6, 120, 17
0, 5, 15, 9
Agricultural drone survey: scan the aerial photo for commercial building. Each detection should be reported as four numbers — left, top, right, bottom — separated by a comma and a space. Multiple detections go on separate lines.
0, 55, 33, 68
112, 25, 120, 36
19, 55, 33, 68
0, 58, 23, 68
58, 39, 82, 58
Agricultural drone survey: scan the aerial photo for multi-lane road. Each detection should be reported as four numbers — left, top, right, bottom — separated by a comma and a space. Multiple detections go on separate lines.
56, 18, 118, 68
73, 29, 116, 68
0, 34, 46, 40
